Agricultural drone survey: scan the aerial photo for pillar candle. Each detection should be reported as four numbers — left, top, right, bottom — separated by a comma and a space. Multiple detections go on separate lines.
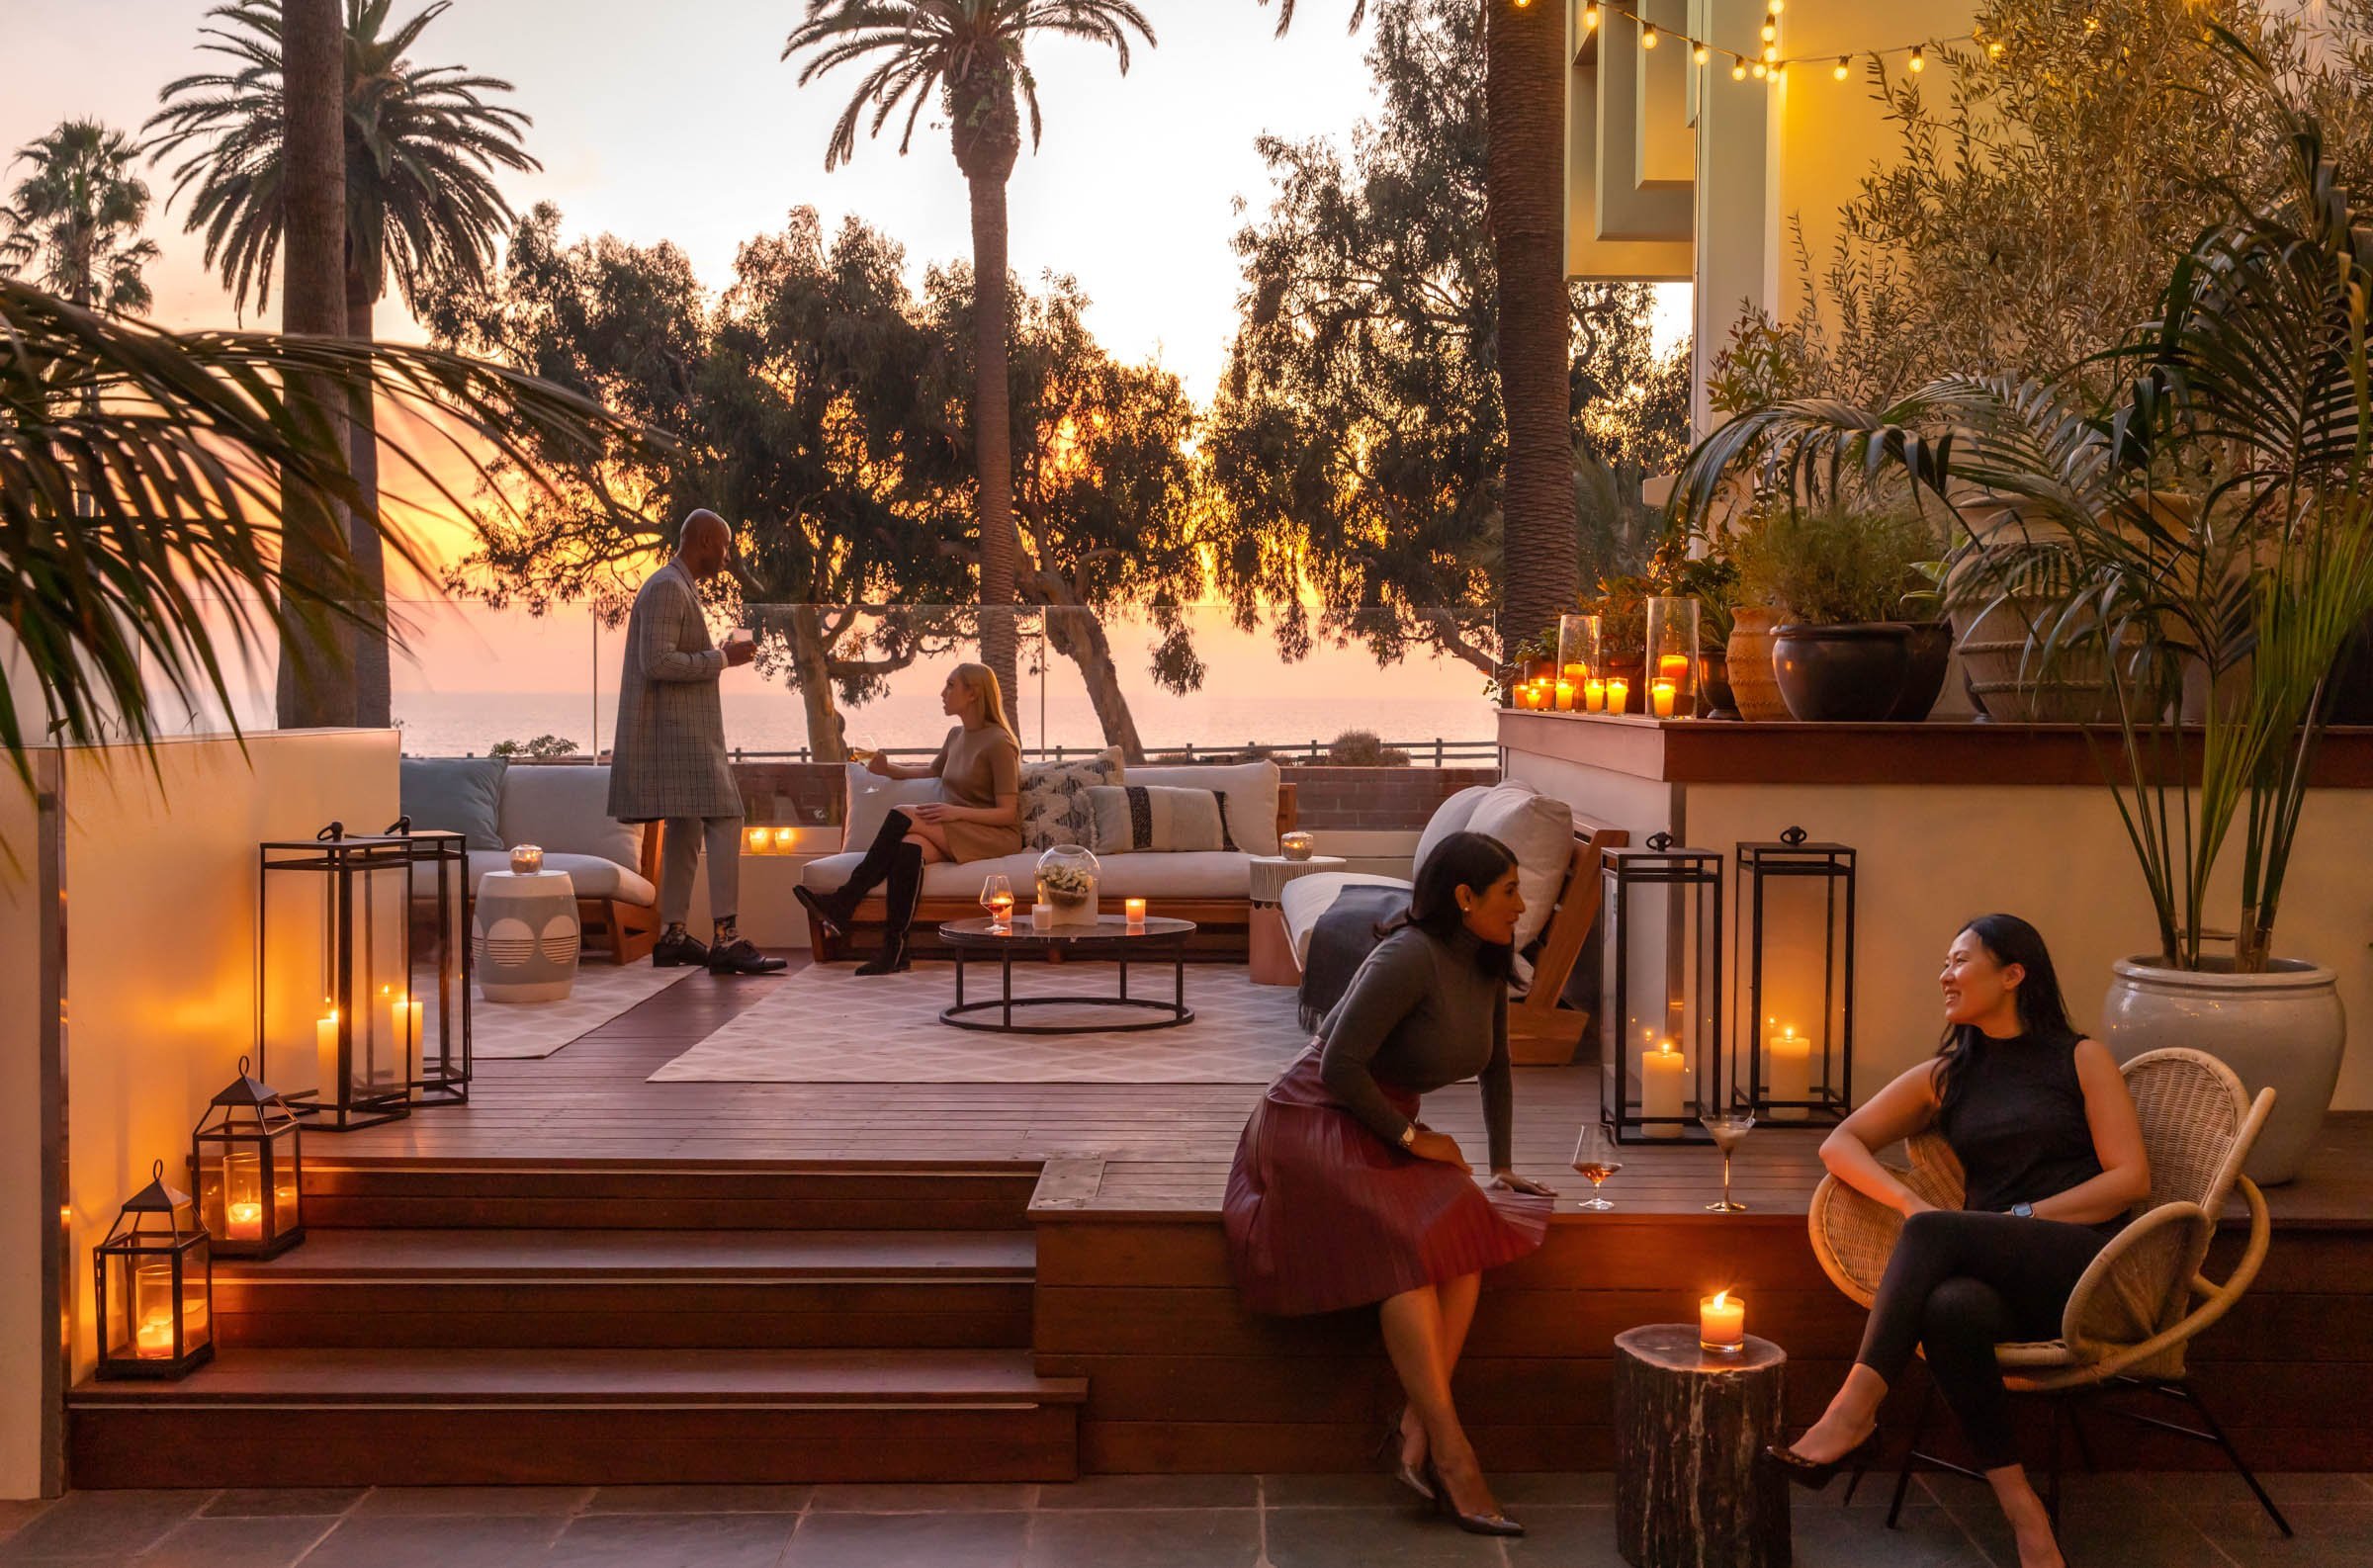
1639, 1038, 1686, 1139
1583, 679, 1606, 713
1031, 902, 1055, 932
1563, 661, 1589, 685
1605, 677, 1631, 713
1768, 1025, 1813, 1121
1650, 679, 1678, 719
314, 1005, 339, 1089
1658, 652, 1691, 683
1699, 1289, 1745, 1351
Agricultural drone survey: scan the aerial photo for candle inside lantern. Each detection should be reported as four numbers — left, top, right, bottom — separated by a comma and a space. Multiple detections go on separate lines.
314, 1004, 339, 1087
1584, 678, 1606, 713
1658, 652, 1691, 682
133, 1261, 175, 1357
1124, 897, 1148, 927
390, 990, 421, 1049
226, 1201, 264, 1241
1650, 678, 1678, 719
1605, 677, 1631, 713
225, 1150, 263, 1241
1639, 1037, 1687, 1140
772, 826, 798, 851
1768, 1024, 1813, 1121
1563, 660, 1589, 685
1700, 1288, 1746, 1352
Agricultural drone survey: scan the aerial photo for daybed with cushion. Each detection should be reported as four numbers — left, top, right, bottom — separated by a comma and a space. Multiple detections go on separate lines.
398, 759, 664, 964
801, 756, 1296, 961
1279, 779, 1625, 1064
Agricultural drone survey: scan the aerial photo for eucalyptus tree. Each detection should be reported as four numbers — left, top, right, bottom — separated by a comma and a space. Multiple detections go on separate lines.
0, 120, 161, 314
150, 0, 539, 725
782, 0, 1156, 727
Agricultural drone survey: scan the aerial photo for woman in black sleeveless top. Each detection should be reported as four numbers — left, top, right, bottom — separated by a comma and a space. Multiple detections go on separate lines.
1768, 915, 2150, 1568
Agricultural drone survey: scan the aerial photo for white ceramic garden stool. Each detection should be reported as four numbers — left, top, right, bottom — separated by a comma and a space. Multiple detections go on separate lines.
474, 869, 580, 1002
1247, 853, 1348, 987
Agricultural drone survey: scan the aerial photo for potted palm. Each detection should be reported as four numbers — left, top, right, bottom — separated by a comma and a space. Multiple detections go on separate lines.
1729, 501, 1940, 722
1668, 39, 2369, 1180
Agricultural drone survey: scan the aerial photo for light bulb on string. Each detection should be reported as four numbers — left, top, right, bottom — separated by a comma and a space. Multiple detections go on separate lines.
1581, 2, 1599, 27
1762, 42, 1777, 61
1987, 38, 2004, 56
1694, 42, 1711, 62
1752, 59, 1767, 77
1731, 58, 1747, 79
1641, 22, 1658, 46
1761, 15, 1777, 42
1909, 44, 1926, 71
1833, 54, 1850, 79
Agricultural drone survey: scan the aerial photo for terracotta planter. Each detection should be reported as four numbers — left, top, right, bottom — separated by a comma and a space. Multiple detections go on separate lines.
1887, 623, 1953, 722
2100, 956, 2345, 1185
1772, 624, 1911, 723
1723, 608, 1793, 723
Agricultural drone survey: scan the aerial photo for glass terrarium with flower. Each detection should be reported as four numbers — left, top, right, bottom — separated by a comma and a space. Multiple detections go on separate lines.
1035, 844, 1101, 927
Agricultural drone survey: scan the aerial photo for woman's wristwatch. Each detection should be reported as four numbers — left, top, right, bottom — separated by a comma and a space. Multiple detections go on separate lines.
2009, 1201, 2036, 1218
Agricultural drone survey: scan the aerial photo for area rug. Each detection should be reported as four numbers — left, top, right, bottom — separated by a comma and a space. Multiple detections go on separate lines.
647, 961, 1309, 1084
473, 962, 697, 1060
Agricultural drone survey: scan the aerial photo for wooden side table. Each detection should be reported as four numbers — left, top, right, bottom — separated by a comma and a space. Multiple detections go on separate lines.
1246, 853, 1348, 987
1613, 1324, 1790, 1568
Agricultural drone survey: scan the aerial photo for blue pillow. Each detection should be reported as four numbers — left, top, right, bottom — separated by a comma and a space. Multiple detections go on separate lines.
399, 757, 508, 850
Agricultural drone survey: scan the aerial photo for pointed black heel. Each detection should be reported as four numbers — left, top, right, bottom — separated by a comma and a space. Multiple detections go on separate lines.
1374, 1406, 1433, 1503
793, 886, 851, 939
1763, 1430, 1880, 1491
1422, 1459, 1524, 1537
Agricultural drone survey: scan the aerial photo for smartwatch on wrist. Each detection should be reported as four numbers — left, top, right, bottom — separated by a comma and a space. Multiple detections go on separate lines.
2010, 1201, 2036, 1219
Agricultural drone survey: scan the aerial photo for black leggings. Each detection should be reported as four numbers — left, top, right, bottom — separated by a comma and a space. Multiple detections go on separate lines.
1857, 1209, 2110, 1469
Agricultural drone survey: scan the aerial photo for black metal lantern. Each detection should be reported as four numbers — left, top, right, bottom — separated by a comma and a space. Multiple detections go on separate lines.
1733, 826, 1856, 1127
1599, 832, 1724, 1144
258, 820, 468, 1130
190, 1055, 304, 1259
94, 1161, 214, 1380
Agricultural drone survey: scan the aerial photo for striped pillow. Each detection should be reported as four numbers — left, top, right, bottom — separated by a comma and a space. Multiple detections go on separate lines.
1087, 785, 1238, 854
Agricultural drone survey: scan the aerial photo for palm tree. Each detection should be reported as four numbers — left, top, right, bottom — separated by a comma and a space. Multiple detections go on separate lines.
0, 275, 657, 795
783, 0, 1156, 728
1265, 0, 1576, 679
0, 120, 162, 314
149, 0, 540, 726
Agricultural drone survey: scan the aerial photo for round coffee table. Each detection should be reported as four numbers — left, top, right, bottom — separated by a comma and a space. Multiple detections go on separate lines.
937, 915, 1197, 1034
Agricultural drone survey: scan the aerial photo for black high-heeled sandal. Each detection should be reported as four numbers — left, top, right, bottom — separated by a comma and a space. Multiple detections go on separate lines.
1422, 1459, 1524, 1537
1762, 1429, 1880, 1491
1373, 1406, 1433, 1503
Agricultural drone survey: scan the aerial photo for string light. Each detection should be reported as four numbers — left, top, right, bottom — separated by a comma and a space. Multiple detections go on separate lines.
1582, 1, 1599, 27
1910, 44, 1926, 70
1562, 0, 1944, 84
1761, 14, 1778, 42
1987, 38, 2004, 56
1752, 59, 1768, 77
1833, 54, 1850, 79
1694, 42, 1710, 62
1731, 58, 1747, 79
1641, 22, 1658, 47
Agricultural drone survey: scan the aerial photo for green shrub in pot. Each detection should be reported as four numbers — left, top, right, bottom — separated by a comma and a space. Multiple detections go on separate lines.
1731, 502, 1941, 721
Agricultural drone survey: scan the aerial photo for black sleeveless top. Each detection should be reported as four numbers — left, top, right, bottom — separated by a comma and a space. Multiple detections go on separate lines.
1935, 1031, 2110, 1222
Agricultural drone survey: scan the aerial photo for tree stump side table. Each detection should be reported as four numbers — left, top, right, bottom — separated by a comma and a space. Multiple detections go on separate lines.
1614, 1324, 1790, 1568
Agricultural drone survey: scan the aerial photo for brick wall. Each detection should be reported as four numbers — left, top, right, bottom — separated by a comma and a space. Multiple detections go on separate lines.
721, 761, 1501, 833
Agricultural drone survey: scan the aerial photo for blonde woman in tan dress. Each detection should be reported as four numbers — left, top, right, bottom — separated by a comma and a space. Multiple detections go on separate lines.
796, 663, 1024, 974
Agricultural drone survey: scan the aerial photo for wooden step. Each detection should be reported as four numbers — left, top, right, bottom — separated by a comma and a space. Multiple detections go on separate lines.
300, 1161, 1041, 1231
68, 1348, 1085, 1487
214, 1229, 1035, 1350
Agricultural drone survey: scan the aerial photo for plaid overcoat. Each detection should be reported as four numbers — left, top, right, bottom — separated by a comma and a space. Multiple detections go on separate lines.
607, 559, 741, 822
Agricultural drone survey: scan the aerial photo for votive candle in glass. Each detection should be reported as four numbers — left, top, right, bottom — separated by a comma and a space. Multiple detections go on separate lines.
1605, 677, 1631, 713
747, 826, 770, 854
1584, 678, 1606, 713
1124, 897, 1148, 927
1554, 679, 1577, 712
1650, 679, 1678, 719
772, 826, 798, 851
1700, 1289, 1745, 1353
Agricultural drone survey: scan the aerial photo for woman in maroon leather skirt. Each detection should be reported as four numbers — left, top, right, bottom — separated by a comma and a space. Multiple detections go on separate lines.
1224, 831, 1555, 1537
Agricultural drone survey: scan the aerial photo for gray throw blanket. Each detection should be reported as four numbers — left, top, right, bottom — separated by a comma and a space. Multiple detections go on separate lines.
1296, 885, 1414, 1031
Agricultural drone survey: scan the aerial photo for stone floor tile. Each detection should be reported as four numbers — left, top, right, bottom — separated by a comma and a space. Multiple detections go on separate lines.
199, 1489, 365, 1519
1494, 1473, 1615, 1507
0, 1490, 210, 1562
347, 1486, 592, 1518
781, 1510, 1029, 1568
2200, 1502, 2373, 1566
805, 1483, 1036, 1514
1929, 1472, 2226, 1568
1497, 1505, 1626, 1565
2146, 1469, 2373, 1519
583, 1485, 812, 1515
0, 1504, 52, 1547
1260, 1473, 1433, 1509
137, 1517, 336, 1568
1787, 1503, 1994, 1568
541, 1512, 800, 1568
1262, 1506, 1512, 1567
1035, 1475, 1260, 1511
1022, 1507, 1259, 1568
297, 1515, 570, 1568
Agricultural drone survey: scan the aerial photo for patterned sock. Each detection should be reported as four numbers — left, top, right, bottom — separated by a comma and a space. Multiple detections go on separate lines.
662, 921, 689, 941
713, 916, 739, 944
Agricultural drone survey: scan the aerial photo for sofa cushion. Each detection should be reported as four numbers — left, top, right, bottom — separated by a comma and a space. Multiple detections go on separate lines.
416, 849, 657, 907
1279, 870, 1413, 967
1414, 783, 1493, 879
1018, 749, 1122, 850
1086, 784, 1232, 854
1465, 782, 1573, 951
496, 764, 646, 870
844, 764, 942, 851
1128, 761, 1281, 855
400, 757, 508, 850
803, 847, 1255, 902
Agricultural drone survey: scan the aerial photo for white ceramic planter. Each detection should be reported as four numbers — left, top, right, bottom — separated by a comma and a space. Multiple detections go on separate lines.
2099, 956, 2345, 1185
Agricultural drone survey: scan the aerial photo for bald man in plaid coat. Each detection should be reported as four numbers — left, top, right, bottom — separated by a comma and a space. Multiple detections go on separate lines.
608, 511, 785, 975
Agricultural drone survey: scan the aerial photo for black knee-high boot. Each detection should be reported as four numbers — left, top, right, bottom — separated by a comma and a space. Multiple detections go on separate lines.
795, 809, 914, 936
855, 842, 923, 976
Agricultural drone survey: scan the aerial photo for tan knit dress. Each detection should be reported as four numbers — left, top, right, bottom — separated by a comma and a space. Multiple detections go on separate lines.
930, 725, 1024, 862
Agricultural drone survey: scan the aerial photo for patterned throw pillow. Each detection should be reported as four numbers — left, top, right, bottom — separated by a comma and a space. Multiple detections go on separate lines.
1086, 785, 1237, 854
1017, 749, 1122, 850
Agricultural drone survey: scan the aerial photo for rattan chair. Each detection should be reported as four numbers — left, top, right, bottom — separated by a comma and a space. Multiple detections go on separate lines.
1806, 1047, 2287, 1534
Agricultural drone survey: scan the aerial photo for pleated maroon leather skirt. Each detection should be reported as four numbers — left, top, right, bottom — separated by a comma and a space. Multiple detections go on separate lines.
1223, 1044, 1551, 1317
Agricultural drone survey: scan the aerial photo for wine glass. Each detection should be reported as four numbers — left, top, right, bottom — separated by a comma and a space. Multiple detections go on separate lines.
980, 873, 1014, 931
1570, 1124, 1623, 1211
1701, 1112, 1755, 1213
